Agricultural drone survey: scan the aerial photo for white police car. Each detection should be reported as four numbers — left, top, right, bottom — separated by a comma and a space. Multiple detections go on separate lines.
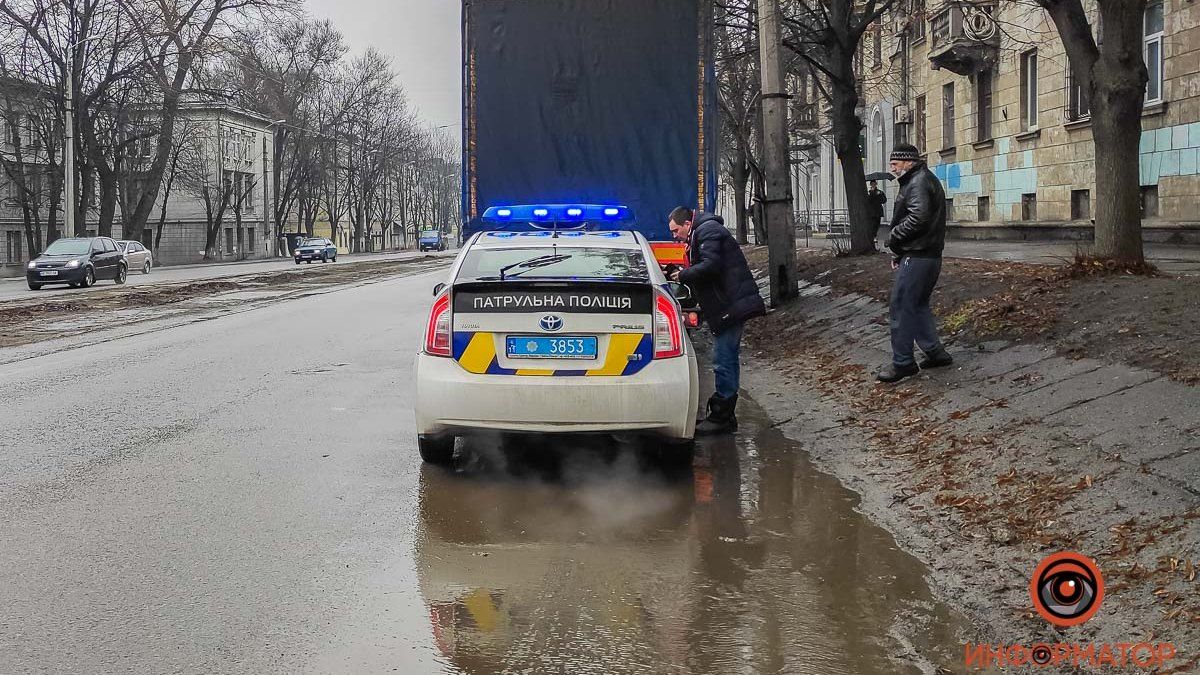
413, 205, 700, 464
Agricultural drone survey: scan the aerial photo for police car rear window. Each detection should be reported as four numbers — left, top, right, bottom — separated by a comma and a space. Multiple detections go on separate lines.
458, 247, 648, 281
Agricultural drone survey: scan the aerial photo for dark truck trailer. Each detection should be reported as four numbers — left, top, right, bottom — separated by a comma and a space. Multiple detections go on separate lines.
460, 0, 717, 255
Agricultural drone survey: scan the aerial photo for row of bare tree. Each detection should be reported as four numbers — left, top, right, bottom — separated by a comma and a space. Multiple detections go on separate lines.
716, 0, 1154, 267
0, 0, 458, 261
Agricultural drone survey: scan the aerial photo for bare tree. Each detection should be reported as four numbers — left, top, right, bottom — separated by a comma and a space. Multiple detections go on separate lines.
780, 0, 900, 255
1032, 0, 1147, 266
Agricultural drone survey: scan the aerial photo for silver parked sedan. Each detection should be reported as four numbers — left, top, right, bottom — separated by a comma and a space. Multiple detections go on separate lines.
117, 240, 153, 274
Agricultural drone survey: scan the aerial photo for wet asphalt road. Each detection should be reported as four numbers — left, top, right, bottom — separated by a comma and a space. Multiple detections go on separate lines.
0, 268, 972, 674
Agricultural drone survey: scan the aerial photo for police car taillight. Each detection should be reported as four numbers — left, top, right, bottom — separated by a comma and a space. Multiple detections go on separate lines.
653, 290, 683, 359
424, 291, 452, 357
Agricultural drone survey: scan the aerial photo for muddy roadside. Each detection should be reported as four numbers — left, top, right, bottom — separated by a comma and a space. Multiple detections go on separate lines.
0, 256, 448, 353
735, 246, 1200, 673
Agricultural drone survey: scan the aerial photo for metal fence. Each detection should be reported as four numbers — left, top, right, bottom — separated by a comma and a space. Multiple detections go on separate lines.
795, 209, 851, 236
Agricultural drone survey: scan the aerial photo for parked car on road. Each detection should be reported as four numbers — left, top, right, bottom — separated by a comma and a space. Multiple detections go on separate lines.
414, 213, 699, 465
117, 240, 153, 274
26, 237, 128, 290
294, 238, 337, 264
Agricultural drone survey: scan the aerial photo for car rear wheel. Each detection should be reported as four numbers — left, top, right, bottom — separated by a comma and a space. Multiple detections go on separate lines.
27, 282, 41, 290
82, 267, 95, 288
114, 264, 127, 284
142, 260, 151, 274
418, 435, 455, 465
321, 253, 328, 263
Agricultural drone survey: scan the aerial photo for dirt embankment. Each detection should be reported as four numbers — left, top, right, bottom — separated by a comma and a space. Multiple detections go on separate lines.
738, 246, 1200, 672
782, 248, 1200, 384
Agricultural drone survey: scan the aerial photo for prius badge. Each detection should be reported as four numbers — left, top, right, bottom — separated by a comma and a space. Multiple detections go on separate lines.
539, 314, 564, 332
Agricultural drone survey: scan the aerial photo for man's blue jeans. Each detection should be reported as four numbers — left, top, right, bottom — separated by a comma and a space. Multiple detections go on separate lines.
712, 322, 745, 400
889, 256, 944, 367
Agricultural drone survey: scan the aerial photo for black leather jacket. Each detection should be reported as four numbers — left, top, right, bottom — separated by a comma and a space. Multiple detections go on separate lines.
678, 213, 766, 335
885, 163, 946, 259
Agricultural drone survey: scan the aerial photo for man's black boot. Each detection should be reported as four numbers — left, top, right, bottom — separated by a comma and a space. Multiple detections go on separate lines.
697, 393, 721, 425
918, 348, 954, 369
696, 394, 738, 435
876, 362, 920, 383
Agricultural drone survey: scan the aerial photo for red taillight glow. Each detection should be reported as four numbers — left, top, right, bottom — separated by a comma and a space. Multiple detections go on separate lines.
654, 290, 683, 359
424, 291, 452, 357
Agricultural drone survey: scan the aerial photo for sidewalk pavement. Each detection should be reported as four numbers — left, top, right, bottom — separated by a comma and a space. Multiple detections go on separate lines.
795, 236, 1200, 274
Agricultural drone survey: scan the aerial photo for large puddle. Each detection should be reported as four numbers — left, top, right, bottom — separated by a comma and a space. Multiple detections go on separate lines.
414, 396, 984, 674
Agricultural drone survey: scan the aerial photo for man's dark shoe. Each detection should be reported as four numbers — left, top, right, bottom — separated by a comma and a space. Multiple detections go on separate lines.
876, 363, 920, 383
918, 349, 954, 369
696, 394, 738, 435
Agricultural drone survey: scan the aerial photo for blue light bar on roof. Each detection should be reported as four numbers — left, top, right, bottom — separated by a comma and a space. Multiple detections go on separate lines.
481, 204, 633, 224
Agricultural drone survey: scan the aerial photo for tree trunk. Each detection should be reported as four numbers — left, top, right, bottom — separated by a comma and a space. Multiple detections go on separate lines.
1042, 0, 1146, 265
731, 147, 750, 244
1091, 1, 1147, 265
829, 63, 875, 255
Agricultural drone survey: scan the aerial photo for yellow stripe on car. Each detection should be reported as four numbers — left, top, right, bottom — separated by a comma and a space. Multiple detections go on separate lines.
587, 333, 643, 376
459, 333, 497, 374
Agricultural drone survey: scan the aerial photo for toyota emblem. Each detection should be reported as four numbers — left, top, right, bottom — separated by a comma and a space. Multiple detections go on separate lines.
539, 314, 564, 332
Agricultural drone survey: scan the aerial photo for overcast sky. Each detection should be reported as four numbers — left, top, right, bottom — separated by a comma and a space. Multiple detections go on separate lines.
304, 0, 461, 130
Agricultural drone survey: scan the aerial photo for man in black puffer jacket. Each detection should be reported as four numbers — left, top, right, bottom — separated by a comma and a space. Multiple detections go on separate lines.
667, 207, 766, 434
878, 143, 953, 383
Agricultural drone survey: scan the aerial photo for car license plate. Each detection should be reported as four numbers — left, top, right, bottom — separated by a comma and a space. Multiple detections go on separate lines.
39, 271, 58, 277
506, 336, 598, 360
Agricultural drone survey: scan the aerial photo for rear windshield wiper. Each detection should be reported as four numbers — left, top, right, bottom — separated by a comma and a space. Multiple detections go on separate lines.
497, 254, 573, 280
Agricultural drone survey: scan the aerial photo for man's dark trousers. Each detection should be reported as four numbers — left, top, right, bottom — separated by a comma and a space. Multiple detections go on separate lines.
712, 322, 745, 400
889, 256, 944, 367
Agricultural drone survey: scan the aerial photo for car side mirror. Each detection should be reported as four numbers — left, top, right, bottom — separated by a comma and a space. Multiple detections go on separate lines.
432, 282, 446, 296
668, 282, 692, 302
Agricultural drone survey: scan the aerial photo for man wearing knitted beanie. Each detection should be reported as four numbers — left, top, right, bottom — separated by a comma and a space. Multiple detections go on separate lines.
877, 142, 954, 383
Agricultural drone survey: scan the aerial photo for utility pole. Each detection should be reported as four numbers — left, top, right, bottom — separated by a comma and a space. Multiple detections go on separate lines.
756, 0, 798, 306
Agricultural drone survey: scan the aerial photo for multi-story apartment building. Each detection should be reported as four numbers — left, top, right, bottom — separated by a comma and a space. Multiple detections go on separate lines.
0, 93, 275, 277
806, 0, 1200, 243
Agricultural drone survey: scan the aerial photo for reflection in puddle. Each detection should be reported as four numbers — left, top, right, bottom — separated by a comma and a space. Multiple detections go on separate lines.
414, 399, 981, 674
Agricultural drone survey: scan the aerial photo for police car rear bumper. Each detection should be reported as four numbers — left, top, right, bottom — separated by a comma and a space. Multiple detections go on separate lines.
414, 352, 698, 440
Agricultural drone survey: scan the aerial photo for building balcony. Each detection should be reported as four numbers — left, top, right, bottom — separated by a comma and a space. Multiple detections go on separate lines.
928, 2, 1000, 76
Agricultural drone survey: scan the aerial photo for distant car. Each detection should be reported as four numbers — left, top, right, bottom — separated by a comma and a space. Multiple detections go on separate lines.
294, 238, 337, 264
26, 236, 128, 290
419, 230, 446, 252
116, 240, 153, 274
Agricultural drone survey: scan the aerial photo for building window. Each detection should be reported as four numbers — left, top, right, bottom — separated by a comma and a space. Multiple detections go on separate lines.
1021, 193, 1038, 221
225, 228, 235, 254
5, 230, 22, 263
1144, 1, 1164, 103
977, 196, 990, 222
1140, 185, 1159, 218
945, 197, 954, 220
975, 69, 993, 142
1021, 50, 1038, 130
1071, 189, 1091, 221
1066, 67, 1091, 122
911, 0, 926, 42
942, 83, 955, 149
873, 25, 883, 68
246, 227, 256, 256
915, 95, 927, 152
